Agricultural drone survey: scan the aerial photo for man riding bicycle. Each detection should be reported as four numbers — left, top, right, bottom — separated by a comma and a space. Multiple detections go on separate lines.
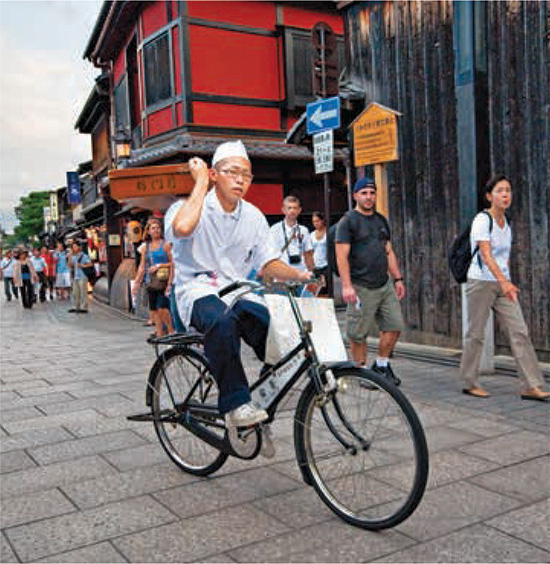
165, 141, 313, 428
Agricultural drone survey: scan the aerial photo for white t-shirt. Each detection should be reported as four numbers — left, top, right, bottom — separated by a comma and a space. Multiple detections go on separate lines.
30, 256, 46, 273
268, 220, 313, 271
310, 230, 327, 269
1, 258, 14, 277
165, 189, 279, 326
467, 211, 512, 281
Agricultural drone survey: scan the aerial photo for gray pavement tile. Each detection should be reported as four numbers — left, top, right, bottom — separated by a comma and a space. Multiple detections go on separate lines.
0, 535, 18, 563
193, 553, 237, 563
468, 456, 550, 503
228, 519, 413, 563
458, 430, 550, 466
1, 392, 77, 409
102, 442, 168, 471
3, 380, 51, 392
487, 498, 550, 551
153, 467, 301, 519
27, 429, 147, 465
445, 415, 519, 438
251, 486, 343, 529
0, 427, 74, 454
113, 504, 290, 563
36, 394, 136, 418
1, 488, 76, 529
5, 495, 177, 562
38, 541, 127, 563
0, 455, 116, 499
370, 449, 500, 492
62, 463, 198, 509
372, 524, 550, 563
62, 414, 149, 439
388, 481, 521, 542
0, 450, 37, 474
67, 380, 144, 400
2, 409, 105, 435
385, 425, 482, 456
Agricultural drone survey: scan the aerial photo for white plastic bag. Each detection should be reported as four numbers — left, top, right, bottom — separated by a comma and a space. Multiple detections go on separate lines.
264, 295, 348, 365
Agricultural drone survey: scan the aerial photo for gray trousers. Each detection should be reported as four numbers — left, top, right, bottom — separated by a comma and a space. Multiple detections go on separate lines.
72, 279, 88, 311
460, 279, 543, 389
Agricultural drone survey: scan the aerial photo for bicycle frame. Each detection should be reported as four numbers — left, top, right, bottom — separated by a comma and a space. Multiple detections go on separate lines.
146, 280, 356, 459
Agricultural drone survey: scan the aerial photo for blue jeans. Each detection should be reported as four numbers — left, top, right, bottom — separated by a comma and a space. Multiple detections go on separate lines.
169, 284, 186, 332
190, 295, 270, 414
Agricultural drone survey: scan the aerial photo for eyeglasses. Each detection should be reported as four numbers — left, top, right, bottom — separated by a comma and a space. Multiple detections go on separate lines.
219, 167, 254, 183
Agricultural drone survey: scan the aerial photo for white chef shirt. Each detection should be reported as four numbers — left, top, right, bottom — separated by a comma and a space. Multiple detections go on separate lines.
268, 221, 313, 272
468, 211, 512, 281
165, 189, 280, 326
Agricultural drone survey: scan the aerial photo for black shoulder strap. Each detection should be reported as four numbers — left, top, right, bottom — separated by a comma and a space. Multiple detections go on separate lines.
475, 211, 493, 268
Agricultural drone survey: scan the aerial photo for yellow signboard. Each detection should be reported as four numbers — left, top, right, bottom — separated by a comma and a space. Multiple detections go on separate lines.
351, 103, 400, 167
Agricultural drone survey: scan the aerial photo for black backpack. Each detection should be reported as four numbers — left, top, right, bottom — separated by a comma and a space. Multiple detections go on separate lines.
326, 211, 365, 277
448, 210, 494, 284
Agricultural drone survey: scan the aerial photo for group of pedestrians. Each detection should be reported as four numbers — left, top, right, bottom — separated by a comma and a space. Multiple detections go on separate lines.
1, 241, 93, 313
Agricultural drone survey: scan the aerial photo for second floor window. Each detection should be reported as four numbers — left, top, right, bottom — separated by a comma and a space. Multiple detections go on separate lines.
143, 32, 172, 108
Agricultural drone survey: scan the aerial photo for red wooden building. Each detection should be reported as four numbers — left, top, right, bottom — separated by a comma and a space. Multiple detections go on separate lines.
84, 1, 348, 213
79, 0, 349, 306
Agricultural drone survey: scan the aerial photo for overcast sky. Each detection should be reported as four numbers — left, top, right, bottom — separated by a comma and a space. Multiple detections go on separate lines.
0, 0, 103, 233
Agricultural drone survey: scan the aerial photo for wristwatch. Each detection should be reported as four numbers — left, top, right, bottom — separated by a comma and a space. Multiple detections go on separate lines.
393, 277, 403, 284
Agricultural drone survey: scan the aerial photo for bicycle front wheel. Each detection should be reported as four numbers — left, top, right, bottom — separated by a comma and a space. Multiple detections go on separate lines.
151, 347, 228, 476
294, 367, 428, 530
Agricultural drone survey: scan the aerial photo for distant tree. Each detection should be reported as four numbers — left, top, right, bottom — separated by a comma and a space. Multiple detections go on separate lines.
12, 191, 49, 245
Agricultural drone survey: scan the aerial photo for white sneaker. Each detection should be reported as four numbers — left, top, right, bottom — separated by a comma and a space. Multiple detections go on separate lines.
260, 425, 276, 459
225, 402, 268, 427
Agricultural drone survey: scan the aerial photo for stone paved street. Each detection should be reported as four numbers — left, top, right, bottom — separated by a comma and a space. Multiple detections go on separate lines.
1, 298, 549, 563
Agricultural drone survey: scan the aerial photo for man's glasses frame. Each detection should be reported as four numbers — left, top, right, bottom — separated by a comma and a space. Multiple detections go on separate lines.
219, 167, 254, 183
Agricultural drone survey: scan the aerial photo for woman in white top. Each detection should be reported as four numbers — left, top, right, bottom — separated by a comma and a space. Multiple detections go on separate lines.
460, 175, 549, 401
310, 211, 328, 296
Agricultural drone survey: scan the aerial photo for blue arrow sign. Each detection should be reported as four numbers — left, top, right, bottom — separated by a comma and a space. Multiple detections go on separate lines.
306, 96, 340, 135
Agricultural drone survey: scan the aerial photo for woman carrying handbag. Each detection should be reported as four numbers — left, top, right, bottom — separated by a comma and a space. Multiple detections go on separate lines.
133, 218, 174, 338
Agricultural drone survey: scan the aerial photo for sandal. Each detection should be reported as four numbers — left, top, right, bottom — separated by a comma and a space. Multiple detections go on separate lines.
462, 387, 490, 398
520, 388, 550, 402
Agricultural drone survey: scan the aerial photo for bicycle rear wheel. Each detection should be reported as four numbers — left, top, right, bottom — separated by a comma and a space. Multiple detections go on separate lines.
151, 347, 228, 476
294, 367, 428, 530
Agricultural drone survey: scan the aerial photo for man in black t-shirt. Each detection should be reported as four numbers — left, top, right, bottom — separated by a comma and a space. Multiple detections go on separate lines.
335, 177, 405, 385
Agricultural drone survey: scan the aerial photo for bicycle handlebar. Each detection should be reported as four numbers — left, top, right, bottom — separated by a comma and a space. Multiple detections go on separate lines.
217, 277, 323, 298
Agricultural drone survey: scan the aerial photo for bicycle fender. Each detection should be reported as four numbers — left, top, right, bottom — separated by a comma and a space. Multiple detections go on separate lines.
145, 346, 208, 406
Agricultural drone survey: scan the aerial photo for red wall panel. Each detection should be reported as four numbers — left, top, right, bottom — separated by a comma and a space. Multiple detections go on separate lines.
188, 26, 280, 100
147, 106, 173, 137
193, 102, 280, 130
172, 26, 181, 94
281, 6, 343, 34
245, 184, 283, 215
176, 101, 184, 126
113, 50, 125, 83
141, 1, 168, 38
187, 1, 276, 30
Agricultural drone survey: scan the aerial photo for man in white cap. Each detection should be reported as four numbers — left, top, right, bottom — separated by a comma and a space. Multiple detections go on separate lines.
165, 140, 312, 427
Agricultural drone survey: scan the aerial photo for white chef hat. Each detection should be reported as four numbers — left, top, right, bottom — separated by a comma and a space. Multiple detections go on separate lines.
211, 140, 250, 167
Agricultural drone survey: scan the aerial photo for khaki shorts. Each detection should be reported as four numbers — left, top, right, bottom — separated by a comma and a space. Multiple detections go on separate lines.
346, 279, 405, 342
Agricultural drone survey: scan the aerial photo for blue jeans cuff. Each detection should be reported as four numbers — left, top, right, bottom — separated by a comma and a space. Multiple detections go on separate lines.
218, 387, 251, 415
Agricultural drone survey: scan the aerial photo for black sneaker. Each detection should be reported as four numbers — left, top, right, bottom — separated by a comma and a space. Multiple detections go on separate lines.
68, 308, 77, 313
370, 362, 401, 387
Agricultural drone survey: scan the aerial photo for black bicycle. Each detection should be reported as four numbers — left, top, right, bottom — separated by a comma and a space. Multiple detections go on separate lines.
138, 280, 429, 530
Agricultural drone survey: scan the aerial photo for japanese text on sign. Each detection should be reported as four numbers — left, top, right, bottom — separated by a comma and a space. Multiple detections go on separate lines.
313, 130, 333, 174
352, 103, 400, 167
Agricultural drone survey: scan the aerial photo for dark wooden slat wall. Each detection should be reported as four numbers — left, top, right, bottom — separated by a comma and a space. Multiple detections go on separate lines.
346, 0, 461, 348
345, 0, 548, 356
486, 1, 550, 356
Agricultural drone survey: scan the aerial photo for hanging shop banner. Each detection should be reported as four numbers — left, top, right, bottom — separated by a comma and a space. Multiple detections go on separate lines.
66, 172, 81, 205
49, 191, 59, 221
351, 103, 401, 167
